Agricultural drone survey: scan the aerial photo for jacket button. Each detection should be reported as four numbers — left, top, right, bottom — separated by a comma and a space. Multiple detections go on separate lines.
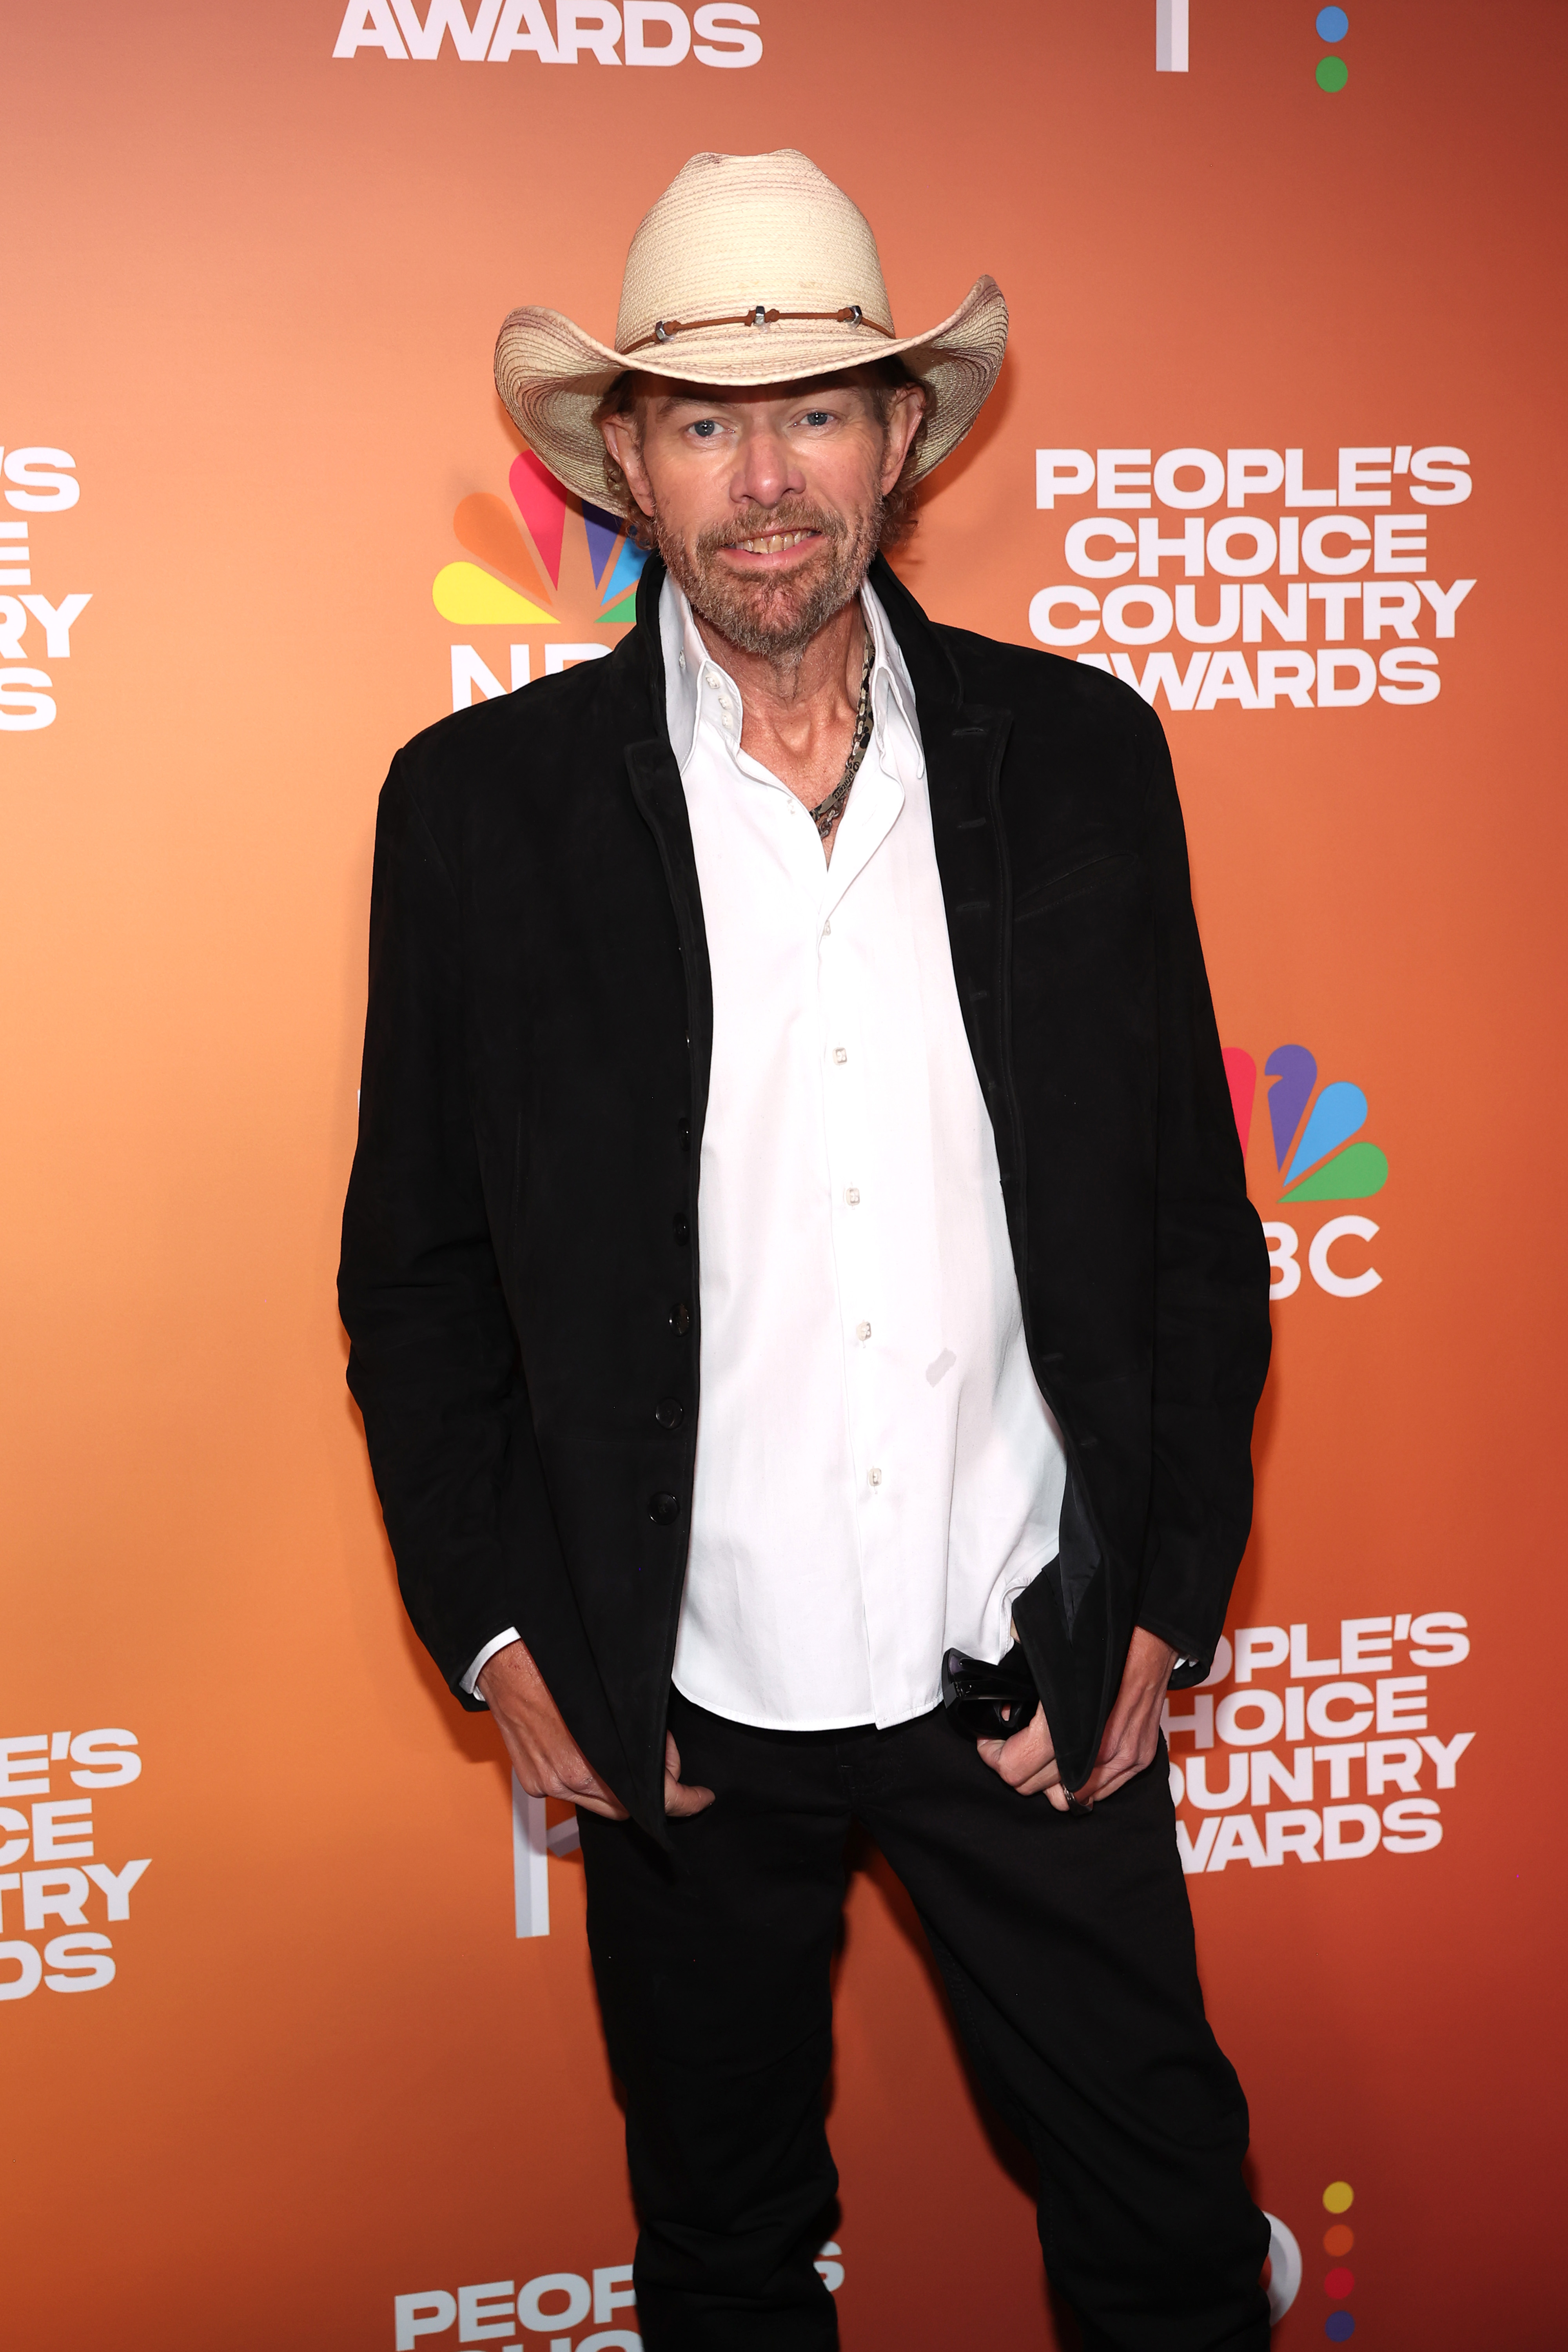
670, 1301, 691, 1336
654, 1397, 684, 1429
648, 1491, 680, 1525
672, 1212, 690, 1245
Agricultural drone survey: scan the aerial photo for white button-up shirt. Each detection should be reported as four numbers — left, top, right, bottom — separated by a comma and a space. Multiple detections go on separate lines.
664, 575, 1065, 1731
462, 575, 1067, 1729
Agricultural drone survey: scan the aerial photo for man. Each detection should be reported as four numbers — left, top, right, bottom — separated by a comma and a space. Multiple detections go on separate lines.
340, 150, 1273, 2350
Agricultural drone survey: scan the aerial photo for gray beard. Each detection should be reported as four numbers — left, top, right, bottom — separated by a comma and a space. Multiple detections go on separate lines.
651, 495, 883, 659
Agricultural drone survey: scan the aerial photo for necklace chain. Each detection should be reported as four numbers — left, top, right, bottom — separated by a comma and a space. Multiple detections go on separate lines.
808, 630, 876, 842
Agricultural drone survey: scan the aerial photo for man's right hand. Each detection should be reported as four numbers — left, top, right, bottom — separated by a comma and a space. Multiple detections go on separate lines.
477, 1637, 629, 1821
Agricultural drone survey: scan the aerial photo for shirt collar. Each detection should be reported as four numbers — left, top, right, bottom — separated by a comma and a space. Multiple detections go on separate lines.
660, 569, 922, 779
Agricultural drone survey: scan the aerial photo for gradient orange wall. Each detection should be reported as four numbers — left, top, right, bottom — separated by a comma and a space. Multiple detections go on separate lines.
4, 4, 1563, 2347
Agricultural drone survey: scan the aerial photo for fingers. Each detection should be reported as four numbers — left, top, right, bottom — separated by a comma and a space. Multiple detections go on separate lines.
975, 1710, 1061, 1797
1080, 1719, 1163, 1806
975, 1712, 1097, 1809
1079, 1758, 1137, 1806
1075, 1744, 1155, 1807
501, 1722, 625, 1814
554, 1765, 626, 1815
663, 1729, 715, 1817
664, 1777, 715, 1817
574, 1789, 631, 1820
972, 1669, 1167, 1815
511, 1759, 628, 1817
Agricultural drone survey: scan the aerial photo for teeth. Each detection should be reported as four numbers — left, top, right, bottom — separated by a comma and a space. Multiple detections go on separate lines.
738, 530, 813, 554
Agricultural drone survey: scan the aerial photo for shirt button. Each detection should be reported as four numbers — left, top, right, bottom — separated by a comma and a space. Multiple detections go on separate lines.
669, 1301, 691, 1336
822, 919, 831, 936
845, 1187, 860, 1205
672, 1212, 690, 1245
648, 1491, 681, 1525
856, 1321, 872, 1341
833, 1047, 847, 1064
654, 1397, 684, 1430
868, 1467, 883, 1488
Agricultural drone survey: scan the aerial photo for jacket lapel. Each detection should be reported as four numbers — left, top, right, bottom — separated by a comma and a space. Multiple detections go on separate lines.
616, 558, 715, 1152
871, 560, 1025, 1274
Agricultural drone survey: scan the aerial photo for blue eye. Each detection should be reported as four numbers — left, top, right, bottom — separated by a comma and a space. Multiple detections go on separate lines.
689, 419, 719, 438
802, 410, 832, 427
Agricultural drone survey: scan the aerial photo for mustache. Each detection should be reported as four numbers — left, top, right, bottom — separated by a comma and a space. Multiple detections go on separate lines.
695, 501, 846, 557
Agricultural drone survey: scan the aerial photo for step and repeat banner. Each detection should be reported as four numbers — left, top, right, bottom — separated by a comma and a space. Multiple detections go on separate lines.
4, 3, 1561, 2347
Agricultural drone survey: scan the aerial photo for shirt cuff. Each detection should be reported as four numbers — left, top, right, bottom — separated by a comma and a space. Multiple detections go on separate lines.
461, 1628, 522, 1702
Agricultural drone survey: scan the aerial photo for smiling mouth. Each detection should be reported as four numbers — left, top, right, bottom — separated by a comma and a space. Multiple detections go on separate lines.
729, 528, 820, 556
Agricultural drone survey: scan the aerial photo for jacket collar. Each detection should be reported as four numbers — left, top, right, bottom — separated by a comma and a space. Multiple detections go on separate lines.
866, 552, 965, 721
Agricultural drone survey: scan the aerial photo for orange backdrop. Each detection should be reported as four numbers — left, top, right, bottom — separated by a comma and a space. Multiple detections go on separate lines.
4, 3, 1564, 2347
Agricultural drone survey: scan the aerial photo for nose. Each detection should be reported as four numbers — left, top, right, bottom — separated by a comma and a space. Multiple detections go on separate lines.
732, 417, 804, 512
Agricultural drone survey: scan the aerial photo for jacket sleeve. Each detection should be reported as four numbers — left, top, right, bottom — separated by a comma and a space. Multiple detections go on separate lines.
1134, 715, 1273, 1684
338, 752, 551, 1708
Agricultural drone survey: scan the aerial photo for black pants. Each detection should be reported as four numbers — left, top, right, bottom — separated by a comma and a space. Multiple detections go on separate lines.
578, 1690, 1270, 2352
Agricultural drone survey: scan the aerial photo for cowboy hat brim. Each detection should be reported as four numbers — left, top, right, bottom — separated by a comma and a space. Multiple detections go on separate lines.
493, 274, 1007, 510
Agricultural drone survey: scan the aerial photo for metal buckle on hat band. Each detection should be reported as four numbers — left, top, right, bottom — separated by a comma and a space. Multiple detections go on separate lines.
621, 303, 894, 356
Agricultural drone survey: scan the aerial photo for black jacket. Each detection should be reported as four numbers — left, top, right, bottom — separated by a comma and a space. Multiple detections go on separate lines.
339, 555, 1271, 1837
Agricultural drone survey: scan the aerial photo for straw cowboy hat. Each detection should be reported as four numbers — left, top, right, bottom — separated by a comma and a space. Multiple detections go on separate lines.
494, 149, 1007, 509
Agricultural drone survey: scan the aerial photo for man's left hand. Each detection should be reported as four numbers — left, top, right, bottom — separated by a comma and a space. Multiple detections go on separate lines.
976, 1626, 1179, 1813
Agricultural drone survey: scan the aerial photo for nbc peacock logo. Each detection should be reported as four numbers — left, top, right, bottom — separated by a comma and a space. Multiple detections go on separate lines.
1223, 1042, 1389, 1300
434, 448, 648, 708
1224, 1043, 1388, 1206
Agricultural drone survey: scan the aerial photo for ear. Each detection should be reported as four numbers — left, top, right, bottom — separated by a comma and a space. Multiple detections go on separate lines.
878, 383, 926, 495
600, 412, 656, 521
